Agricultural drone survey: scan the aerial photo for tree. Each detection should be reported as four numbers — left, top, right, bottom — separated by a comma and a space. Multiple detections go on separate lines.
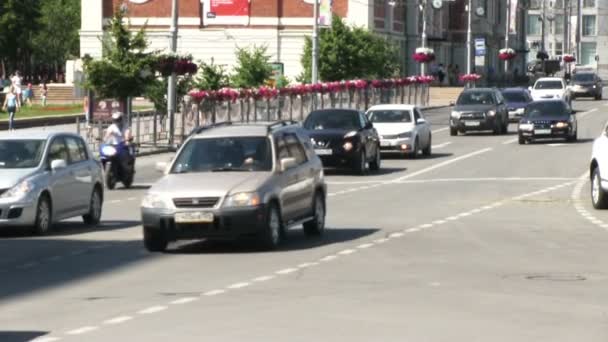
83, 8, 157, 103
194, 59, 230, 90
33, 0, 80, 67
231, 45, 273, 88
300, 16, 400, 82
0, 0, 41, 74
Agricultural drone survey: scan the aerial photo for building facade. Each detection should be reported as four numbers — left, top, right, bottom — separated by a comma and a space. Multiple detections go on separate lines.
526, 0, 607, 77
81, 0, 409, 80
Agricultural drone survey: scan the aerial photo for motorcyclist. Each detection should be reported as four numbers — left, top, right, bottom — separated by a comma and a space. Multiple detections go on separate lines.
103, 112, 135, 171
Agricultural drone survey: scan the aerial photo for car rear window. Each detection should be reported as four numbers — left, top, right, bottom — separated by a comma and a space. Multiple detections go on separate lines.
524, 101, 569, 118
367, 110, 413, 123
502, 92, 528, 102
534, 81, 563, 90
456, 92, 496, 105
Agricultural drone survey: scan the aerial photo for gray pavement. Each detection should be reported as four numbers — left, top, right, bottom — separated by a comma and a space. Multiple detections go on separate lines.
1, 99, 608, 341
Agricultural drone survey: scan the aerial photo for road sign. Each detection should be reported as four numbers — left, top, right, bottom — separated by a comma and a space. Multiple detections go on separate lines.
474, 38, 486, 57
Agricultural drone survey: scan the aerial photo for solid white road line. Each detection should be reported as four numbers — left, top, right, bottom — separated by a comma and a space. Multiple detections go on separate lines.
66, 326, 98, 335
276, 268, 298, 275
392, 148, 493, 182
227, 282, 250, 289
137, 306, 167, 314
502, 138, 518, 144
357, 243, 374, 249
252, 275, 275, 282
338, 249, 356, 255
432, 127, 449, 134
204, 289, 226, 296
103, 316, 133, 325
320, 255, 338, 261
432, 142, 452, 149
170, 297, 199, 305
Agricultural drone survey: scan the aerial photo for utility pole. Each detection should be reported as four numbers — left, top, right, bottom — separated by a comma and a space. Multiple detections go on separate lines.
168, 0, 178, 146
466, 0, 472, 74
576, 0, 581, 60
541, 0, 546, 52
312, 0, 319, 84
563, 0, 569, 54
421, 0, 428, 75
505, 0, 510, 74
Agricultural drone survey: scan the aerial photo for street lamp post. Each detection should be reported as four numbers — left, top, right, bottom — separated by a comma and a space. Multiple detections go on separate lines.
505, 0, 510, 74
168, 0, 178, 145
466, 0, 472, 74
420, 0, 428, 75
312, 0, 319, 84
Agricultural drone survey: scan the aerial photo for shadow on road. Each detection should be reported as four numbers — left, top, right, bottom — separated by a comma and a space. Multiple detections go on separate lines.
0, 220, 141, 238
113, 184, 151, 191
0, 331, 49, 342
526, 138, 594, 145
168, 227, 379, 254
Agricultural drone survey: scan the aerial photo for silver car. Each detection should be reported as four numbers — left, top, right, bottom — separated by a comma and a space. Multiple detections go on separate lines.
0, 132, 104, 234
142, 121, 327, 252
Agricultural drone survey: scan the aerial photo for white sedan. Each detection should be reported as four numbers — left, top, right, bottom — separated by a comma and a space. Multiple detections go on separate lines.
529, 77, 572, 106
366, 104, 432, 158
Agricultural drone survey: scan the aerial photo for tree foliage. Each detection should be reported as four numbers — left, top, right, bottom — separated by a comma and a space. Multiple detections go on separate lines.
83, 9, 157, 101
33, 0, 80, 66
194, 59, 230, 90
300, 16, 400, 82
231, 45, 273, 88
0, 0, 41, 72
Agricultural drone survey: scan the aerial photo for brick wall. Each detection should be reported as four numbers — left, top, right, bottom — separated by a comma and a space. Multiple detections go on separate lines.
104, 0, 200, 18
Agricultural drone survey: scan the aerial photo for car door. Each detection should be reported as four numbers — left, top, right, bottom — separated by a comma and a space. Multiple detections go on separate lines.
45, 136, 74, 219
275, 134, 299, 222
65, 136, 94, 213
284, 132, 315, 220
359, 112, 376, 160
414, 108, 431, 147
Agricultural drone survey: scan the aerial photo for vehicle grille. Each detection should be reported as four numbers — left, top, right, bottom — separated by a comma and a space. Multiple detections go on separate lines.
311, 138, 342, 148
460, 112, 486, 120
382, 134, 400, 139
532, 120, 554, 129
173, 197, 220, 208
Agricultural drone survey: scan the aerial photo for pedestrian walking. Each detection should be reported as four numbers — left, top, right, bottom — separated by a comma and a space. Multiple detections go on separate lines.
11, 71, 22, 102
40, 82, 48, 107
83, 95, 90, 127
22, 83, 33, 107
437, 63, 446, 86
3, 87, 21, 131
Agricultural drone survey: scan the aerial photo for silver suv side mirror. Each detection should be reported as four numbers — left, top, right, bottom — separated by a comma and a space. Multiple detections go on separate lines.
50, 159, 67, 171
280, 157, 297, 171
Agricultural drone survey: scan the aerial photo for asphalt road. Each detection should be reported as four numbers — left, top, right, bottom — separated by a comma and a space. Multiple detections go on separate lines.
2, 99, 608, 342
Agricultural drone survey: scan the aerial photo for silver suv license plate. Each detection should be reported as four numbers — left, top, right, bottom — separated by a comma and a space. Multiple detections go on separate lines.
175, 212, 214, 223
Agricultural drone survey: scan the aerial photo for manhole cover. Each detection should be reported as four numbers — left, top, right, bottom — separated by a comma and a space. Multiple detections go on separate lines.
525, 273, 586, 281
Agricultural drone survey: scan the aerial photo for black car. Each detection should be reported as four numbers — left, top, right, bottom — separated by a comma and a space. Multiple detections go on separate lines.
450, 88, 509, 136
571, 72, 603, 100
303, 109, 381, 175
517, 100, 577, 144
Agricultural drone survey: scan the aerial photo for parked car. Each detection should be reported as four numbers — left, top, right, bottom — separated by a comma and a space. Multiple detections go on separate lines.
449, 88, 509, 136
529, 77, 572, 106
142, 121, 327, 252
366, 104, 431, 158
303, 109, 381, 174
517, 100, 577, 144
590, 123, 608, 209
501, 88, 533, 122
0, 132, 104, 234
571, 72, 603, 100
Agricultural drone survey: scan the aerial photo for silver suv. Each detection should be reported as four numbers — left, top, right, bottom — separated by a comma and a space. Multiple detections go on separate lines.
142, 121, 327, 252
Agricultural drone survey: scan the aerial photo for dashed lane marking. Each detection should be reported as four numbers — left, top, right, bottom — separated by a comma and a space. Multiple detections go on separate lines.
502, 138, 518, 144
170, 297, 199, 305
432, 142, 452, 149
65, 326, 98, 335
30, 337, 61, 342
204, 289, 225, 296
431, 127, 449, 134
275, 268, 298, 275
227, 282, 250, 289
103, 316, 133, 325
137, 306, 167, 314
252, 275, 275, 282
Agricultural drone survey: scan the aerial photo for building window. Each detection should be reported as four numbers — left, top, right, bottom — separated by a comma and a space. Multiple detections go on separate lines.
555, 42, 563, 56
529, 0, 542, 9
583, 0, 595, 7
583, 15, 596, 36
553, 15, 564, 35
553, 0, 563, 9
581, 42, 597, 65
527, 15, 541, 35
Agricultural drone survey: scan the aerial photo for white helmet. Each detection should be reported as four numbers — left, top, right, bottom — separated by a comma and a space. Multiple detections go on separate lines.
112, 112, 123, 120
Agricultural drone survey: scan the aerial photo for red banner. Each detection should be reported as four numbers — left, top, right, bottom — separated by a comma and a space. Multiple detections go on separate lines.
209, 0, 249, 16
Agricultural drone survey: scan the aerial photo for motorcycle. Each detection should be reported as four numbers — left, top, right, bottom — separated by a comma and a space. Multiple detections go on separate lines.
99, 141, 136, 189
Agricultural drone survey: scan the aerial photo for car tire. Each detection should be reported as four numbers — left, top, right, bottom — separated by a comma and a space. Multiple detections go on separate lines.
143, 226, 168, 252
518, 134, 526, 145
567, 129, 578, 142
410, 138, 419, 159
259, 203, 283, 250
422, 135, 432, 156
450, 127, 458, 136
592, 168, 608, 209
33, 194, 52, 235
303, 192, 326, 236
105, 164, 116, 190
502, 118, 509, 134
354, 150, 367, 175
369, 145, 381, 171
493, 122, 501, 135
82, 187, 102, 226
122, 175, 133, 189
596, 93, 602, 101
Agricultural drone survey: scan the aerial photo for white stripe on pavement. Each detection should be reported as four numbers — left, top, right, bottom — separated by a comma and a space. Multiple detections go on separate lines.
393, 148, 493, 182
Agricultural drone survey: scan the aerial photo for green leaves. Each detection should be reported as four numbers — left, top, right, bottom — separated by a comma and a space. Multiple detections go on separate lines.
231, 45, 273, 88
193, 59, 230, 91
300, 16, 400, 82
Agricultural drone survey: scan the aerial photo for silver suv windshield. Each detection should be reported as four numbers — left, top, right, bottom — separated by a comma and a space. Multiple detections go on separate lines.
171, 137, 273, 173
0, 140, 45, 169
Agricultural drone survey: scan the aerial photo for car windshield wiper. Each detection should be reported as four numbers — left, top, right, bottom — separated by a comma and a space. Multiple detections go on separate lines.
211, 166, 250, 172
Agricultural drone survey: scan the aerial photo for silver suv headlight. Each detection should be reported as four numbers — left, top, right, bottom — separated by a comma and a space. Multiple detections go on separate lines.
141, 193, 172, 209
451, 111, 461, 119
1, 180, 33, 199
224, 192, 261, 207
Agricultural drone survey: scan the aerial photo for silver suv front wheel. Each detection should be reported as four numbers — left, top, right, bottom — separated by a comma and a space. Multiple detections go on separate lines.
304, 192, 326, 236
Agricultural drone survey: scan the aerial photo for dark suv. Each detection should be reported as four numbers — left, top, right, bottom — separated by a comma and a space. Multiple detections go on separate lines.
571, 72, 603, 100
142, 121, 327, 251
450, 88, 509, 136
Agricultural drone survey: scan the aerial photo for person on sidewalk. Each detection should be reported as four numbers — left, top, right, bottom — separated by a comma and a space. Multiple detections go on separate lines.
11, 71, 22, 103
40, 82, 48, 107
83, 95, 90, 127
22, 83, 33, 107
3, 87, 21, 131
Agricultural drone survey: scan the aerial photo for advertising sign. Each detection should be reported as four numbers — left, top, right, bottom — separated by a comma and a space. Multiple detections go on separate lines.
509, 0, 518, 34
93, 99, 125, 122
474, 38, 486, 57
204, 0, 249, 25
319, 0, 333, 27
